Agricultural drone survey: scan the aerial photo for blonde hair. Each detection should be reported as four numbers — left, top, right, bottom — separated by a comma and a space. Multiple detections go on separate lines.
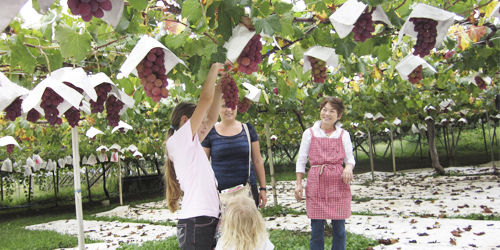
219, 195, 269, 250
165, 102, 196, 213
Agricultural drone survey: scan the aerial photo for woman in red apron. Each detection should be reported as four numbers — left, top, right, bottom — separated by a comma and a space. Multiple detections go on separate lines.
294, 97, 355, 250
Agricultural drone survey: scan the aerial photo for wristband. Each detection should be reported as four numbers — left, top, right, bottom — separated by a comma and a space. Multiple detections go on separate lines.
259, 187, 267, 191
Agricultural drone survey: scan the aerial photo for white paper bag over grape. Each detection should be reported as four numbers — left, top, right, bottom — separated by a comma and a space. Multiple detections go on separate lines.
469, 72, 492, 89
303, 46, 339, 73
489, 2, 500, 18
88, 73, 135, 115
51, 67, 98, 102
223, 25, 256, 63
120, 36, 185, 78
395, 54, 436, 80
0, 72, 30, 111
112, 120, 133, 133
0, 0, 29, 34
242, 82, 261, 102
101, 0, 125, 28
21, 73, 86, 119
2, 158, 13, 173
328, 0, 393, 39
0, 136, 20, 148
86, 127, 104, 138
397, 4, 455, 48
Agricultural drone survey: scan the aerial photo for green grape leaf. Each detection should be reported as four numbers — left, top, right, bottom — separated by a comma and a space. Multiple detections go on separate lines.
210, 46, 228, 63
54, 23, 92, 63
9, 35, 36, 74
164, 32, 188, 49
335, 38, 357, 59
253, 15, 282, 36
375, 44, 391, 62
181, 0, 203, 23
274, 2, 293, 15
281, 12, 295, 37
188, 55, 203, 76
128, 0, 149, 10
386, 7, 404, 29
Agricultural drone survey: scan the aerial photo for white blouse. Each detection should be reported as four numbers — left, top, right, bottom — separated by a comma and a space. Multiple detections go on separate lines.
296, 121, 356, 173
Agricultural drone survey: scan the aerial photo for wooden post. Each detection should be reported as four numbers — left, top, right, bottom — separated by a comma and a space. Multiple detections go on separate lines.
265, 123, 277, 206
486, 111, 495, 169
118, 157, 123, 206
389, 126, 396, 174
1, 173, 3, 202
367, 131, 375, 181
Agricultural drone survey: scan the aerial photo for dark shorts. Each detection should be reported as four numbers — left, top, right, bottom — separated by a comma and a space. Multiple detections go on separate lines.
177, 216, 219, 250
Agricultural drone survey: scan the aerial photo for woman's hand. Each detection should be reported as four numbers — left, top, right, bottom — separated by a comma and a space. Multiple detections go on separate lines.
259, 190, 267, 208
341, 167, 353, 184
294, 184, 303, 201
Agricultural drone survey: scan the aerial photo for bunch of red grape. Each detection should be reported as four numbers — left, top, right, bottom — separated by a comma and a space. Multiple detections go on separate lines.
105, 95, 124, 127
64, 107, 81, 127
90, 83, 112, 113
67, 0, 112, 22
4, 97, 23, 121
136, 48, 169, 102
40, 88, 64, 126
220, 74, 239, 110
6, 144, 14, 154
309, 57, 327, 83
475, 76, 487, 90
237, 34, 262, 75
410, 18, 438, 57
27, 109, 41, 123
238, 98, 251, 113
352, 7, 376, 43
273, 87, 278, 95
408, 65, 423, 84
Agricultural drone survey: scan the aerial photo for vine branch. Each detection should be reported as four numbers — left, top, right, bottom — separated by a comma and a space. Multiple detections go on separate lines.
262, 26, 317, 58
394, 0, 406, 10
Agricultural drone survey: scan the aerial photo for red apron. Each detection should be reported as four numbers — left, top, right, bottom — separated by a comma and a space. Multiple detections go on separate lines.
305, 128, 351, 220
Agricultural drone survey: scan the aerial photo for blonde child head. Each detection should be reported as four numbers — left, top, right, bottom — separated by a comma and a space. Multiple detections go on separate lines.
219, 195, 268, 250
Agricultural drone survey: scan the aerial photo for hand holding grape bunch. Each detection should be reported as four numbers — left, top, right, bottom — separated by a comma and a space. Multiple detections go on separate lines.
220, 74, 239, 110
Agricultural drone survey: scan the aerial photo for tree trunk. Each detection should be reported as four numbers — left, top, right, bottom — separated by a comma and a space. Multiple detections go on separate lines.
426, 119, 445, 174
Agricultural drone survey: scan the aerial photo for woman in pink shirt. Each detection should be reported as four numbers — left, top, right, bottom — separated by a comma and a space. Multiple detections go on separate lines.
165, 63, 224, 250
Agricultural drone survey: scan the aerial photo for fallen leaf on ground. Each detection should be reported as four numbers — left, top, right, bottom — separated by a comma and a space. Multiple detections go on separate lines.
463, 225, 472, 231
450, 238, 456, 245
474, 232, 485, 236
418, 232, 429, 236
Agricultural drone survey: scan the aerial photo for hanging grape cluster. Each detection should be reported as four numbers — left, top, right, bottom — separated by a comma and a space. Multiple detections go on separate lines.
136, 48, 169, 102
67, 0, 112, 22
27, 109, 41, 123
237, 34, 262, 75
90, 83, 112, 113
309, 57, 327, 83
238, 98, 251, 113
40, 88, 64, 126
410, 18, 438, 57
273, 87, 279, 95
353, 7, 376, 43
408, 65, 423, 84
105, 95, 124, 127
62, 81, 85, 127
6, 144, 14, 154
220, 74, 239, 110
475, 76, 486, 90
4, 97, 23, 121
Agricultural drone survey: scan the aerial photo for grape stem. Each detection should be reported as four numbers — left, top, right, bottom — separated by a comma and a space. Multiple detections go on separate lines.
394, 0, 406, 11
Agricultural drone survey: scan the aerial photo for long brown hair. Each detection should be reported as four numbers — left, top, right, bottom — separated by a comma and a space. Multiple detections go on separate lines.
165, 102, 196, 213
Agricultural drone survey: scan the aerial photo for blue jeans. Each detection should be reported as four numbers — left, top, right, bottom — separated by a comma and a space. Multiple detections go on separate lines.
310, 219, 346, 250
177, 216, 219, 250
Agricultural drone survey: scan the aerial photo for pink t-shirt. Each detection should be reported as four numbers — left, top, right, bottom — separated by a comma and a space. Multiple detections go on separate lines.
166, 119, 220, 219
